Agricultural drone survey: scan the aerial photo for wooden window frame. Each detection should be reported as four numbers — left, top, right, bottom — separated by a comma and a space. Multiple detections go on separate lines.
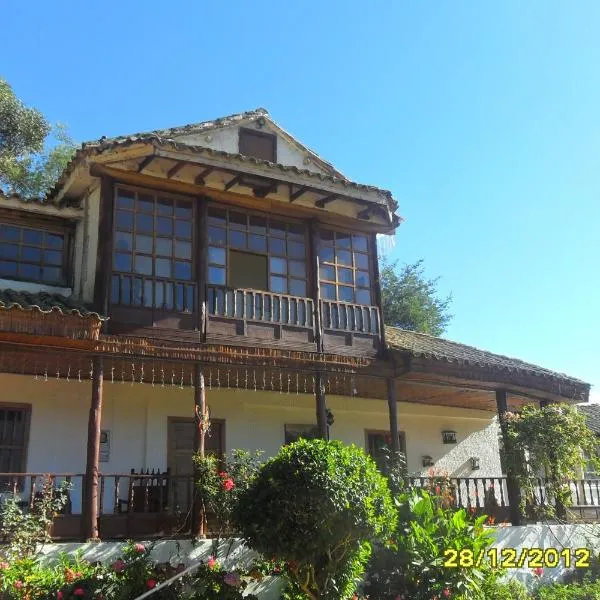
365, 429, 407, 457
0, 209, 73, 288
167, 416, 226, 458
206, 203, 309, 297
0, 403, 32, 478
318, 227, 374, 305
238, 127, 277, 163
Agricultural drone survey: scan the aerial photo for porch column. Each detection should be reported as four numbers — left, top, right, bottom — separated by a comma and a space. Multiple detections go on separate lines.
387, 378, 401, 453
315, 372, 328, 439
83, 356, 104, 541
496, 389, 522, 525
192, 364, 206, 538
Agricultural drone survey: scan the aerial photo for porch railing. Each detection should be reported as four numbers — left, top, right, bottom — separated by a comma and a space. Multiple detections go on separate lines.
321, 300, 380, 334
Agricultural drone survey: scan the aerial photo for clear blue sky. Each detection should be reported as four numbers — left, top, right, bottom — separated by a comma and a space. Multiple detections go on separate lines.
3, 1, 599, 396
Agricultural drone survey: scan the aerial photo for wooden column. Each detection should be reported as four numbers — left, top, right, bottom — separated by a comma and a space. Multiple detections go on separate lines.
93, 176, 114, 317
496, 389, 522, 525
308, 220, 323, 353
192, 364, 206, 538
387, 378, 401, 453
196, 200, 208, 340
371, 232, 386, 349
83, 357, 104, 540
315, 373, 328, 439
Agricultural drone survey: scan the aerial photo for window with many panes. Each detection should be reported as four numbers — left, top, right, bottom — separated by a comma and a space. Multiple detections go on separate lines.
207, 207, 308, 296
0, 223, 66, 285
319, 230, 372, 305
0, 405, 30, 476
111, 187, 195, 312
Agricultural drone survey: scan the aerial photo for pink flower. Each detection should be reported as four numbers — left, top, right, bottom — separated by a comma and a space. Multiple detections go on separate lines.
112, 559, 126, 573
134, 543, 146, 553
73, 588, 85, 596
57, 592, 64, 599
223, 478, 235, 491
533, 567, 544, 577
443, 587, 451, 598
146, 579, 157, 589
207, 556, 217, 569
218, 471, 228, 478
14, 581, 23, 589
224, 571, 241, 587
0, 562, 8, 570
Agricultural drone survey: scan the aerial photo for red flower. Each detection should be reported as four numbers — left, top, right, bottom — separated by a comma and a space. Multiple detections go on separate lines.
73, 588, 85, 596
57, 592, 64, 599
14, 581, 23, 589
223, 478, 235, 491
443, 587, 451, 598
146, 579, 157, 589
218, 471, 228, 478
533, 567, 544, 577
134, 543, 146, 553
112, 559, 126, 573
207, 556, 217, 569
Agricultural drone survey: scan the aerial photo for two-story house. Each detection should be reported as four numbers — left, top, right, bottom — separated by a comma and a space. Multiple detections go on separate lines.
0, 108, 589, 539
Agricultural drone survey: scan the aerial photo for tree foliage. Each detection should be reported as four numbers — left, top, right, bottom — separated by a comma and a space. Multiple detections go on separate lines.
0, 78, 76, 199
380, 258, 452, 336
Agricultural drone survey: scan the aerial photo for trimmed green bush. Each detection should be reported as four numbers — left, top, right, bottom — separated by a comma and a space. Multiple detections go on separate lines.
235, 438, 396, 600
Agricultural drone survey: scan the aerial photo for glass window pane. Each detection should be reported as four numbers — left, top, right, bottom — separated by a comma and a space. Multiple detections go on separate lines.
338, 267, 353, 284
133, 278, 143, 305
115, 232, 132, 252
321, 283, 336, 300
320, 265, 335, 280
208, 246, 226, 265
335, 232, 352, 249
44, 251, 62, 266
111, 276, 120, 304
116, 189, 134, 209
23, 230, 43, 245
0, 244, 18, 260
288, 241, 305, 259
337, 250, 352, 265
121, 276, 131, 304
338, 285, 353, 302
156, 238, 172, 256
174, 261, 192, 280
45, 233, 64, 249
0, 261, 17, 276
249, 234, 267, 252
270, 257, 287, 274
288, 223, 305, 240
269, 237, 286, 255
136, 234, 153, 253
354, 253, 369, 269
320, 229, 334, 244
156, 217, 173, 236
269, 221, 286, 238
289, 260, 306, 277
249, 216, 267, 234
289, 279, 307, 297
208, 266, 226, 285
270, 276, 287, 293
174, 241, 192, 259
42, 267, 61, 282
22, 247, 41, 262
356, 270, 370, 287
175, 220, 192, 239
352, 235, 368, 251
208, 208, 227, 225
155, 258, 171, 278
136, 213, 153, 233
175, 201, 192, 218
116, 211, 134, 231
208, 226, 226, 245
157, 197, 173, 216
137, 194, 154, 213
355, 289, 371, 305
144, 280, 153, 307
229, 212, 247, 229
114, 253, 132, 272
18, 263, 38, 280
175, 284, 184, 311
230, 230, 247, 249
134, 255, 152, 275
319, 246, 334, 262
154, 281, 164, 308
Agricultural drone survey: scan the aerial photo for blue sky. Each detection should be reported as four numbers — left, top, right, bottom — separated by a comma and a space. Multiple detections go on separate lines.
3, 1, 599, 396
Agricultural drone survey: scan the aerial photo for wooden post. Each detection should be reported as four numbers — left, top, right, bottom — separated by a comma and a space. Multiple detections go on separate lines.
496, 389, 522, 525
308, 220, 323, 353
192, 364, 206, 538
93, 177, 114, 317
83, 357, 103, 540
371, 232, 386, 349
315, 372, 328, 439
196, 200, 208, 340
387, 378, 401, 453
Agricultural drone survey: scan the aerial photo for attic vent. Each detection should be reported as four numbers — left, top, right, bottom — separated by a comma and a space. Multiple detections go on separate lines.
239, 127, 276, 162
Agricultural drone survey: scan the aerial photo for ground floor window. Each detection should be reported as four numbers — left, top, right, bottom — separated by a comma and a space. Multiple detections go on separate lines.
284, 424, 319, 445
0, 404, 30, 486
365, 430, 406, 470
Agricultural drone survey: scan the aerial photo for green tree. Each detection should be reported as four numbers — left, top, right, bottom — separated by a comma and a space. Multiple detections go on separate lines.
0, 78, 76, 198
380, 258, 452, 335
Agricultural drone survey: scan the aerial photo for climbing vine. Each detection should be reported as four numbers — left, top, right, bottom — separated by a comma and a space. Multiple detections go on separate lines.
503, 403, 600, 520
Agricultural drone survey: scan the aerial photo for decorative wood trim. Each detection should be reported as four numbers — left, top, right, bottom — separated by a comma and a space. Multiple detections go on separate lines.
94, 176, 114, 316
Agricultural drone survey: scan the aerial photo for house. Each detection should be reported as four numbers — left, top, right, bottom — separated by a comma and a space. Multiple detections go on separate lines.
0, 108, 590, 539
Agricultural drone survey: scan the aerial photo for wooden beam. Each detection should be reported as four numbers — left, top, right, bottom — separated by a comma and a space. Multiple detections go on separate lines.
83, 357, 103, 541
315, 194, 338, 209
224, 174, 243, 191
358, 207, 372, 220
290, 185, 309, 202
194, 167, 214, 186
167, 161, 187, 179
196, 201, 208, 337
137, 155, 155, 173
93, 176, 114, 316
192, 364, 207, 538
387, 378, 401, 454
308, 220, 323, 352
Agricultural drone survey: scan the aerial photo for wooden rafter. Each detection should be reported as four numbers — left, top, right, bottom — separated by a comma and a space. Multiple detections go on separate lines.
290, 185, 309, 202
137, 155, 155, 173
358, 207, 372, 220
194, 167, 214, 185
315, 194, 337, 209
167, 161, 187, 179
224, 174, 243, 191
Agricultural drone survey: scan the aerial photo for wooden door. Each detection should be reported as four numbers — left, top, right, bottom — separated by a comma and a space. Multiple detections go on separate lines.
167, 418, 224, 512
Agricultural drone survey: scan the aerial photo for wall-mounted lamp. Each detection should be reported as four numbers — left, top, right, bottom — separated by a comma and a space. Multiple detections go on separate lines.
442, 430, 457, 445
470, 456, 480, 471
422, 455, 434, 467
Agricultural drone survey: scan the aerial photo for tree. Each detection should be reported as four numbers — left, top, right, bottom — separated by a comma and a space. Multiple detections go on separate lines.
0, 78, 76, 198
380, 258, 452, 336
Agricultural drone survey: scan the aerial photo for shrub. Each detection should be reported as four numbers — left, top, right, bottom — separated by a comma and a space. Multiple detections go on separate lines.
235, 438, 396, 600
364, 487, 500, 600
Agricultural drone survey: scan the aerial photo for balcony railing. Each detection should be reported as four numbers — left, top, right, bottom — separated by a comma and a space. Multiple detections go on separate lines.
321, 299, 380, 334
111, 275, 196, 313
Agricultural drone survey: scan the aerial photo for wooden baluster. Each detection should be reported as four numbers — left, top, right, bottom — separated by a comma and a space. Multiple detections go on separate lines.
29, 476, 36, 510
573, 480, 581, 506
455, 478, 463, 508
113, 476, 120, 514
128, 473, 135, 514
144, 476, 150, 513
99, 475, 105, 517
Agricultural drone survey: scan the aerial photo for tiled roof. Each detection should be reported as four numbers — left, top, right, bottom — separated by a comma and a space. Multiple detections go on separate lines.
578, 404, 600, 434
0, 290, 106, 320
386, 326, 588, 387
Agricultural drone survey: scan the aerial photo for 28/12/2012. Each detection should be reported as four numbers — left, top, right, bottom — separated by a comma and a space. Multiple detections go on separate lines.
443, 547, 592, 569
